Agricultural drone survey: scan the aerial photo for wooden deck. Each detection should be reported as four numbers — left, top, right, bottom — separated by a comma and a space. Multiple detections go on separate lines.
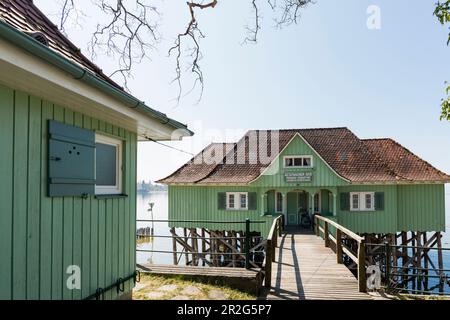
264, 231, 375, 300
137, 264, 263, 295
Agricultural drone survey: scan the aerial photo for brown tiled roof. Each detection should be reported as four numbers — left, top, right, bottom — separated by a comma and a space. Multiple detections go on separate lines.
0, 0, 122, 89
362, 138, 450, 182
158, 128, 450, 185
160, 143, 236, 184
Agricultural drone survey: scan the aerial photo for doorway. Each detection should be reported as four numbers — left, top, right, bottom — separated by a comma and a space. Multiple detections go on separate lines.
286, 191, 309, 226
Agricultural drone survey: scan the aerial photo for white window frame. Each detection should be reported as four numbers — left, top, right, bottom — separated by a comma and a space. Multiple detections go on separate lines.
314, 193, 321, 213
283, 155, 313, 169
95, 134, 123, 195
275, 192, 283, 213
350, 192, 375, 212
226, 192, 248, 210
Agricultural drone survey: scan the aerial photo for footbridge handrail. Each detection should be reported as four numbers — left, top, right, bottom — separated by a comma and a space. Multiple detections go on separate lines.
263, 215, 284, 288
314, 215, 367, 292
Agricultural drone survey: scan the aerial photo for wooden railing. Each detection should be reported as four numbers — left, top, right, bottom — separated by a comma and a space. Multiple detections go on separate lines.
314, 215, 367, 292
264, 215, 284, 288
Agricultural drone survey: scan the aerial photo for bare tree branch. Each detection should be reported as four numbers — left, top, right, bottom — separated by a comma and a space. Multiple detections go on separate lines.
168, 1, 218, 105
87, 0, 160, 90
55, 0, 313, 101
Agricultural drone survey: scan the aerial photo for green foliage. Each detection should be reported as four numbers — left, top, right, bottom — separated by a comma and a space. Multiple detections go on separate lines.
434, 1, 450, 44
441, 84, 450, 121
434, 1, 450, 121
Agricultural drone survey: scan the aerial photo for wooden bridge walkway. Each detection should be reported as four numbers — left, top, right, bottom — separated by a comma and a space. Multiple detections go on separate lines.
264, 231, 375, 300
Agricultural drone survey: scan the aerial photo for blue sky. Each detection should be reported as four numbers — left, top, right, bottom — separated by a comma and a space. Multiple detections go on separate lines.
36, 0, 450, 189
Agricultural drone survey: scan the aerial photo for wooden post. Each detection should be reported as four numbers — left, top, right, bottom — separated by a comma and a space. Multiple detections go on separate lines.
191, 228, 199, 266
401, 232, 408, 286
324, 222, 330, 248
315, 216, 319, 236
183, 228, 189, 265
336, 229, 343, 264
423, 232, 429, 291
358, 241, 367, 292
437, 232, 444, 294
171, 227, 178, 265
417, 231, 422, 291
265, 239, 272, 288
245, 219, 251, 269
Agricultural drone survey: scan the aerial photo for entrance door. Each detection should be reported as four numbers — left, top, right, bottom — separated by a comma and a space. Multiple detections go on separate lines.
287, 192, 299, 226
286, 192, 309, 226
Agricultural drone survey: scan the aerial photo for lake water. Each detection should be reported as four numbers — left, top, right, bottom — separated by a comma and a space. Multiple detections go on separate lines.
137, 190, 450, 293
136, 191, 175, 265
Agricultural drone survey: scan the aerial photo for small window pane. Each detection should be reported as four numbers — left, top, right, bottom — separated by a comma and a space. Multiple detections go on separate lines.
276, 193, 283, 212
352, 194, 359, 210
294, 158, 303, 167
228, 194, 235, 209
240, 194, 247, 209
285, 158, 294, 167
365, 194, 372, 210
314, 194, 320, 212
303, 157, 312, 167
96, 143, 117, 186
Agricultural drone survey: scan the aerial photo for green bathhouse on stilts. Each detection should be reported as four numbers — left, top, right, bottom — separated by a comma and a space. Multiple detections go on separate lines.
158, 129, 449, 271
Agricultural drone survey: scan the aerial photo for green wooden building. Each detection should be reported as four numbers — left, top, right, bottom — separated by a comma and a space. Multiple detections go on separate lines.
0, 0, 192, 300
159, 129, 449, 238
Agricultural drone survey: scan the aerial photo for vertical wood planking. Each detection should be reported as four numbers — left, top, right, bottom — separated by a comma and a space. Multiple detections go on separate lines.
72, 112, 83, 300
40, 100, 53, 300
51, 104, 64, 299
12, 91, 29, 300
0, 86, 138, 300
26, 96, 42, 299
0, 85, 14, 299
62, 108, 74, 300
81, 115, 92, 299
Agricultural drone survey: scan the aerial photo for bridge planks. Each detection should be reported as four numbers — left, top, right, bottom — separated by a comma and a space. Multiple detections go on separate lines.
265, 232, 375, 300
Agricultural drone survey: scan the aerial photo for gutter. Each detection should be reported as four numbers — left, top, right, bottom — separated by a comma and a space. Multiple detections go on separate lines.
0, 20, 193, 137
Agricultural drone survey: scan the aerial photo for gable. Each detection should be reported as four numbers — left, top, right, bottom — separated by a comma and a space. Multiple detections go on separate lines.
251, 134, 349, 187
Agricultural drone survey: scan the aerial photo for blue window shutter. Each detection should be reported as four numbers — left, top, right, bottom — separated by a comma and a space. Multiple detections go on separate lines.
375, 192, 385, 211
248, 192, 257, 211
218, 193, 226, 210
48, 120, 95, 197
340, 193, 350, 211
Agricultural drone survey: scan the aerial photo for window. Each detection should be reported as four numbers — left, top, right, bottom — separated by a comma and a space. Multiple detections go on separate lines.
227, 192, 248, 210
314, 193, 321, 213
240, 193, 247, 209
276, 192, 283, 213
284, 156, 313, 168
95, 134, 122, 195
350, 192, 375, 211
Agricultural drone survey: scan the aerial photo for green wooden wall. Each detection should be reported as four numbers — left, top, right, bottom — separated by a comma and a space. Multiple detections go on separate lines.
337, 185, 398, 234
251, 135, 348, 188
0, 84, 137, 300
336, 184, 446, 233
397, 184, 446, 232
168, 186, 275, 237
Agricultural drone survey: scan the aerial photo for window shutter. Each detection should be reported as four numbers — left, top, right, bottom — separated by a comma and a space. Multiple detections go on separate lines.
48, 120, 95, 197
340, 192, 350, 211
218, 192, 226, 210
375, 192, 385, 211
248, 192, 257, 211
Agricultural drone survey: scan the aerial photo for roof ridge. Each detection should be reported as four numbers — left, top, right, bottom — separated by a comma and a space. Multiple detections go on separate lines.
246, 127, 350, 132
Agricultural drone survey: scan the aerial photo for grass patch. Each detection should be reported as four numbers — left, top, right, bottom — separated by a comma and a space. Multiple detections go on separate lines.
133, 274, 256, 300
